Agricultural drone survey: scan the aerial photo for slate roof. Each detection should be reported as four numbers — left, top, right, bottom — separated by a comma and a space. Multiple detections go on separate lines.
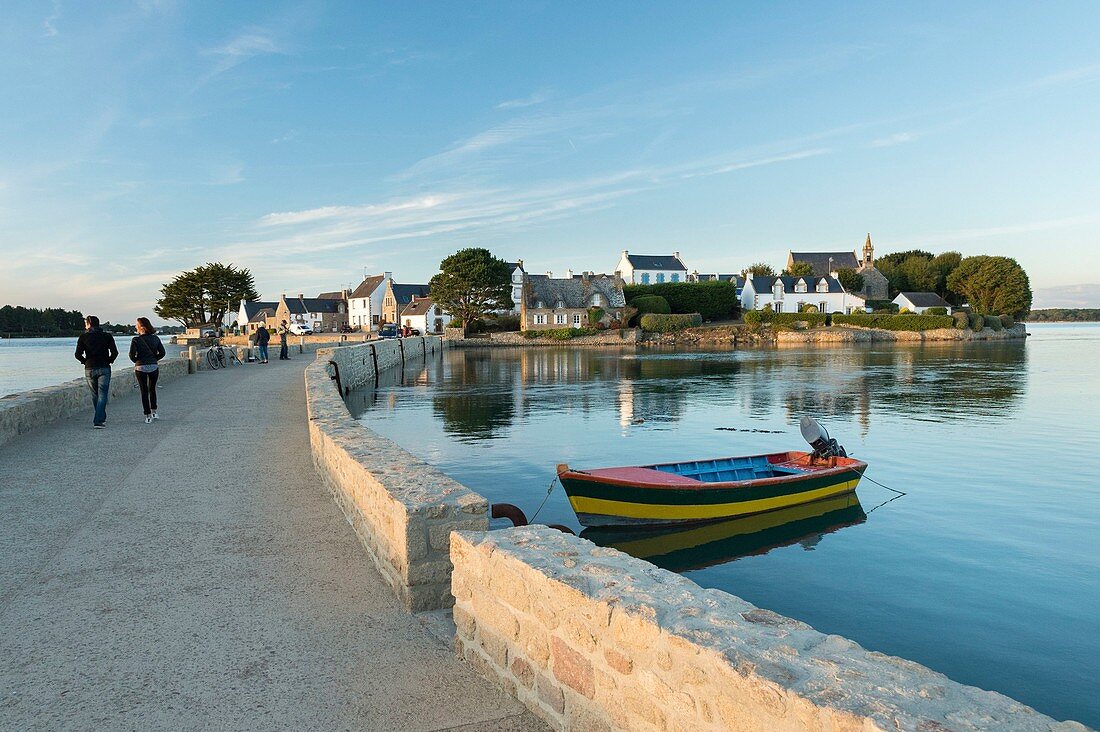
789, 251, 860, 276
248, 307, 275, 323
400, 297, 436, 317
625, 254, 687, 271
284, 296, 343, 314
390, 283, 431, 304
750, 275, 846, 295
241, 301, 278, 320
350, 275, 386, 299
527, 275, 626, 309
897, 292, 951, 308
317, 290, 346, 300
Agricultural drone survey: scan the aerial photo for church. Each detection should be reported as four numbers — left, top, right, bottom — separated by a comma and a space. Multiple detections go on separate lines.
787, 234, 890, 301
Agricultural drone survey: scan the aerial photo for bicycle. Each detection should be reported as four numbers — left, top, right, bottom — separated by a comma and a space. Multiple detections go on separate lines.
206, 340, 229, 370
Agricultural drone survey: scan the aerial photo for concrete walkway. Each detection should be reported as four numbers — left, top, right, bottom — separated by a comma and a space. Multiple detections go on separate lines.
0, 356, 544, 731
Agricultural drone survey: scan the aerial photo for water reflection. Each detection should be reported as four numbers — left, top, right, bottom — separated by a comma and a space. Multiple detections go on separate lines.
581, 494, 866, 573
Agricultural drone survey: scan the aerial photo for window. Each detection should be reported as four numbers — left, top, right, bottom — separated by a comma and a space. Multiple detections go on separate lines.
572, 314, 581, 327
773, 283, 783, 298
795, 280, 807, 293
641, 273, 650, 284
536, 300, 544, 309
555, 313, 566, 325
535, 314, 546, 325
775, 302, 784, 313
656, 273, 665, 283
671, 273, 679, 283
556, 300, 564, 309
591, 293, 602, 306
372, 315, 379, 325
816, 280, 828, 293
820, 301, 828, 314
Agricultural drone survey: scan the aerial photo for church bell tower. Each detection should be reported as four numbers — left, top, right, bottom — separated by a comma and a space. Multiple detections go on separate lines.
862, 233, 874, 268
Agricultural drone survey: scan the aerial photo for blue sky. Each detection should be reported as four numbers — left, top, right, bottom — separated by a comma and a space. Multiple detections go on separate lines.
2, 1, 1099, 321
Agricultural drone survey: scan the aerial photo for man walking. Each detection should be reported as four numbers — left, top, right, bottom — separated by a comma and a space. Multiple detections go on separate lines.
255, 324, 271, 363
278, 320, 291, 360
74, 315, 118, 429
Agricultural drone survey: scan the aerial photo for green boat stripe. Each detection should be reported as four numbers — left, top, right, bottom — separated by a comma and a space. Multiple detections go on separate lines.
560, 470, 860, 505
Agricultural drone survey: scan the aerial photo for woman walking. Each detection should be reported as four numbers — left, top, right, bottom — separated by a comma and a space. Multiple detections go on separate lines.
129, 317, 166, 424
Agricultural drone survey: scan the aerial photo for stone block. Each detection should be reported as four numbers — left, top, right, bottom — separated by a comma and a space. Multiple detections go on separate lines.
551, 635, 595, 699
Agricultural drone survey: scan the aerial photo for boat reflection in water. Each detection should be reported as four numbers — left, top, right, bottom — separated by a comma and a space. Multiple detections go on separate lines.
580, 493, 866, 573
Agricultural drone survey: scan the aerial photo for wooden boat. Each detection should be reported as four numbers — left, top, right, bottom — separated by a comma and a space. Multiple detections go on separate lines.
557, 450, 866, 528
579, 493, 866, 572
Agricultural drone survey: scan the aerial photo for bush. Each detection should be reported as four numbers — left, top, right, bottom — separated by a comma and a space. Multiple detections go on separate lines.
623, 281, 740, 321
832, 314, 955, 331
985, 314, 1003, 331
639, 313, 703, 333
482, 314, 520, 332
522, 327, 598, 340
799, 303, 819, 313
866, 300, 899, 314
630, 295, 671, 315
742, 310, 770, 325
772, 312, 828, 328
969, 313, 985, 331
899, 307, 913, 314
999, 314, 1015, 328
952, 311, 970, 329
926, 307, 948, 316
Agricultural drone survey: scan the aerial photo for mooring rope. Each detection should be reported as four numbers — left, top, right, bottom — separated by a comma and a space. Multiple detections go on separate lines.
529, 475, 558, 524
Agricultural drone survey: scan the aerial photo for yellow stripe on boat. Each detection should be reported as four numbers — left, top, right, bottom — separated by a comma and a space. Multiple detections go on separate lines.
568, 479, 859, 522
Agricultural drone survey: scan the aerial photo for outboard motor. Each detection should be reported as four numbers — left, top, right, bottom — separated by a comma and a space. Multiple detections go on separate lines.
800, 416, 847, 461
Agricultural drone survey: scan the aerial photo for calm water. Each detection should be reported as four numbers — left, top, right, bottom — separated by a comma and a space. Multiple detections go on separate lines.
0, 337, 187, 397
348, 323, 1100, 726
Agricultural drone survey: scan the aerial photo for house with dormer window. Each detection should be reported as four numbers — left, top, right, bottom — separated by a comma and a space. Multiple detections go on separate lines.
614, 251, 688, 285
520, 270, 627, 331
741, 275, 865, 315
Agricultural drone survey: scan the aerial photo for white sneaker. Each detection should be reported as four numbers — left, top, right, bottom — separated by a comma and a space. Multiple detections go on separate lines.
145, 415, 153, 424
152, 411, 159, 420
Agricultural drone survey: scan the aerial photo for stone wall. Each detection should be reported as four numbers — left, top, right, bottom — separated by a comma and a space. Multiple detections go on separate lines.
451, 526, 1085, 732
0, 357, 190, 447
776, 323, 1028, 346
447, 329, 641, 348
305, 337, 490, 611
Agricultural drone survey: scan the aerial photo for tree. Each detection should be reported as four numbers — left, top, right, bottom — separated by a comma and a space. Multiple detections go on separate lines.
429, 248, 512, 326
947, 256, 1032, 317
746, 262, 776, 277
931, 251, 963, 304
835, 268, 864, 293
155, 263, 259, 327
783, 261, 814, 277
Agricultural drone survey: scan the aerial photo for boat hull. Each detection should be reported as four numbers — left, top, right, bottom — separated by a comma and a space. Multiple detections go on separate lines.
559, 451, 865, 528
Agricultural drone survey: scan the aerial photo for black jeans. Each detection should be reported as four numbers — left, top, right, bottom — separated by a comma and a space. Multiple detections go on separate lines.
136, 369, 159, 414
279, 341, 289, 359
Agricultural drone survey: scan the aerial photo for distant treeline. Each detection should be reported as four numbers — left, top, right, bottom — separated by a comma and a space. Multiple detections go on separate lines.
0, 305, 85, 336
1026, 308, 1100, 322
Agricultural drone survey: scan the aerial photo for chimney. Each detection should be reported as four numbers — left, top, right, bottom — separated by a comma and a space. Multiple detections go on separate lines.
621, 249, 628, 258
581, 271, 590, 283
298, 293, 304, 300
516, 259, 524, 270
546, 271, 553, 279
674, 251, 680, 260
384, 271, 392, 281
613, 271, 623, 288
567, 269, 574, 279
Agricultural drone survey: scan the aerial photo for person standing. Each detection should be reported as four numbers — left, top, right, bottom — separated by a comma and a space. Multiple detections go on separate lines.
278, 320, 290, 360
255, 324, 271, 363
129, 317, 166, 424
74, 315, 118, 429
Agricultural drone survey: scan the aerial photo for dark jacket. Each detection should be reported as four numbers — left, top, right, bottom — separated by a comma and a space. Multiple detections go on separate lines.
75, 328, 118, 369
129, 333, 166, 366
255, 327, 271, 345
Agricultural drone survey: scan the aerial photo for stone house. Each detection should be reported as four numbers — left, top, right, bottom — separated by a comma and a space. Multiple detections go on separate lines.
741, 275, 865, 315
237, 299, 278, 334
614, 251, 688, 285
893, 292, 952, 314
274, 292, 349, 332
348, 272, 391, 332
381, 280, 431, 324
399, 296, 451, 334
788, 234, 889, 300
521, 271, 627, 331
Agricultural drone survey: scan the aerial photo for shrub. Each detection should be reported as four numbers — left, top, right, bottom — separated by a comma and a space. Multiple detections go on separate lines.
999, 314, 1015, 328
926, 307, 948, 316
899, 307, 913, 315
623, 281, 740, 321
742, 309, 773, 325
482, 314, 520, 332
799, 303, 819, 313
866, 300, 899, 314
639, 313, 703, 333
969, 313, 985, 331
522, 327, 598, 340
630, 295, 671, 315
587, 307, 605, 327
952, 311, 970, 329
832, 314, 955, 331
985, 315, 1003, 331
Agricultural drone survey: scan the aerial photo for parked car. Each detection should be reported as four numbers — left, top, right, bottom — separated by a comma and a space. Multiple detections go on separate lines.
378, 323, 398, 339
288, 322, 314, 335
200, 328, 215, 337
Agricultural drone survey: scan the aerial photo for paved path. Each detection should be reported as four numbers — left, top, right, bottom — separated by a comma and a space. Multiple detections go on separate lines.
0, 356, 543, 731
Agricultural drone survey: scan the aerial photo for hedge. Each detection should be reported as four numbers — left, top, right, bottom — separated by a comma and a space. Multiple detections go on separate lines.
926, 307, 949, 316
623, 281, 740, 321
521, 327, 598, 340
742, 310, 772, 325
639, 313, 703, 333
630, 295, 670, 315
832, 314, 955, 331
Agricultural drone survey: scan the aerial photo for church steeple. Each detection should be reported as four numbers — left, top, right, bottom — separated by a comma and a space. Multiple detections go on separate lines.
862, 233, 873, 267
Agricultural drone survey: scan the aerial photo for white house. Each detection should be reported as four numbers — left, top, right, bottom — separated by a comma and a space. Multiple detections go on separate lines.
741, 275, 865, 314
348, 272, 391, 332
399, 296, 451, 334
508, 261, 526, 314
237, 299, 278, 333
614, 251, 688, 285
893, 292, 953, 314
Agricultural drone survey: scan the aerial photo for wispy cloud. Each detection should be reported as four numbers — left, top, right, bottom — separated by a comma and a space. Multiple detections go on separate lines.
42, 1, 61, 37
871, 131, 918, 148
209, 163, 244, 185
200, 29, 283, 81
893, 211, 1100, 248
496, 90, 551, 110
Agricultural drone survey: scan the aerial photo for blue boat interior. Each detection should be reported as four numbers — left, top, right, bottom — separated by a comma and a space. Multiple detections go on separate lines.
649, 455, 808, 483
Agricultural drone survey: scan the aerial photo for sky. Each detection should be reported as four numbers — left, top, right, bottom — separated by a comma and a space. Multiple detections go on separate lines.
2, 1, 1100, 322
